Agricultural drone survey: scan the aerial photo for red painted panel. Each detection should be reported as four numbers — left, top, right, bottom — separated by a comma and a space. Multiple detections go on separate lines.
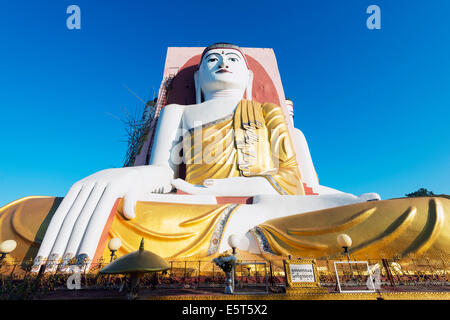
303, 183, 318, 195
166, 54, 280, 106
92, 198, 121, 265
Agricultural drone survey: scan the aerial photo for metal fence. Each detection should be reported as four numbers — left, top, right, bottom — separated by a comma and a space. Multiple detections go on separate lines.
161, 260, 286, 289
1, 254, 449, 299
316, 255, 450, 287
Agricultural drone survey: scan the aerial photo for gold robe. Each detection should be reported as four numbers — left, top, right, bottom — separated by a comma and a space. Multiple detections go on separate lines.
184, 99, 305, 195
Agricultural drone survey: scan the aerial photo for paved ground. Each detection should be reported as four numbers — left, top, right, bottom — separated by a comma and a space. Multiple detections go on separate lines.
33, 284, 450, 300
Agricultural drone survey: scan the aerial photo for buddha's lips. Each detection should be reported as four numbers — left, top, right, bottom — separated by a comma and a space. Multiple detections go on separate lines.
216, 69, 231, 73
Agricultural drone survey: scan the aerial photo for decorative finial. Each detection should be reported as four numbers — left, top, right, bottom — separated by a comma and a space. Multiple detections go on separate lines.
139, 238, 144, 252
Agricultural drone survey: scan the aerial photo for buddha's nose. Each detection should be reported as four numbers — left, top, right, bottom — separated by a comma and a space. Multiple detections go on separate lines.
219, 60, 227, 68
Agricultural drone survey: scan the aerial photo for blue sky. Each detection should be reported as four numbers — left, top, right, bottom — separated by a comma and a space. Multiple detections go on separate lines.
0, 0, 449, 206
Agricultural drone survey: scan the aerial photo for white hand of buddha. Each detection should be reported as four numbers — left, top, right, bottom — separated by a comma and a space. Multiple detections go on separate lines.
31, 165, 173, 273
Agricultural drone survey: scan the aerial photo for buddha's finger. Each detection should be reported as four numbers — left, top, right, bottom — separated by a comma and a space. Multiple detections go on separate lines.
75, 185, 119, 267
123, 191, 138, 220
58, 183, 106, 271
204, 178, 232, 195
44, 182, 96, 272
63, 182, 109, 265
31, 182, 83, 272
171, 178, 208, 194
171, 178, 190, 190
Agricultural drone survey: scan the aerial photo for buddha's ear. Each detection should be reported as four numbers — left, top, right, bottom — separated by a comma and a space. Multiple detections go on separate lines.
194, 70, 202, 104
246, 70, 254, 101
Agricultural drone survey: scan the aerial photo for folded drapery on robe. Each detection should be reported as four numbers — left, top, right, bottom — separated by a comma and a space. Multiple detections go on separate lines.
183, 99, 305, 195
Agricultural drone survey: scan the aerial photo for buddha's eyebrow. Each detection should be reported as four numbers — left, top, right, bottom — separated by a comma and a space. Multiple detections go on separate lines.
225, 52, 241, 59
204, 52, 221, 60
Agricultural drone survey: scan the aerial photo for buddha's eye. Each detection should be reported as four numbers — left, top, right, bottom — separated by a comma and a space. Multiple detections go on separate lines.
208, 57, 218, 62
228, 57, 238, 62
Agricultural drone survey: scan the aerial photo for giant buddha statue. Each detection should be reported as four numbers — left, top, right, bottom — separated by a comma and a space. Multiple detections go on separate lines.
0, 43, 448, 273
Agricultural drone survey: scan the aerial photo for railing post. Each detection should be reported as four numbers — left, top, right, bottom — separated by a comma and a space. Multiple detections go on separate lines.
9, 261, 17, 279
198, 261, 201, 285
264, 263, 268, 293
282, 258, 288, 286
382, 258, 395, 287
269, 261, 274, 287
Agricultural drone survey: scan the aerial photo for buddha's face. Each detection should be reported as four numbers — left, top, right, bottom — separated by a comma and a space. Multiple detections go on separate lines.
197, 48, 250, 94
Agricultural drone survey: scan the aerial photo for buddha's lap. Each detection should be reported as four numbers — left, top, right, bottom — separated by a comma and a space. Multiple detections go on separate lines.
1, 195, 449, 263
254, 196, 450, 259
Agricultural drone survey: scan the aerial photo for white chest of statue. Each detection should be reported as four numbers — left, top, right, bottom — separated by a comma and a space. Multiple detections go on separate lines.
180, 98, 241, 131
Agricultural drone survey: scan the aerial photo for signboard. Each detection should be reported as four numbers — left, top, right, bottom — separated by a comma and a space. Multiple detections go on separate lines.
284, 259, 322, 288
289, 263, 315, 283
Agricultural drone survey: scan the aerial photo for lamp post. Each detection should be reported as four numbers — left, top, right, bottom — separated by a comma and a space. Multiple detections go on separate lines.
108, 238, 122, 263
337, 234, 352, 263
337, 234, 353, 282
0, 240, 17, 264
227, 234, 240, 293
228, 234, 240, 255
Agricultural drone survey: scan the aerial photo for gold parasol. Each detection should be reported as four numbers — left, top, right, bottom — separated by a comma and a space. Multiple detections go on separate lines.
100, 238, 169, 274
100, 238, 169, 299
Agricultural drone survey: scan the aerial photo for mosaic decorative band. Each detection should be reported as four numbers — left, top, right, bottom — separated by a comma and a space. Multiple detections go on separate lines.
264, 175, 288, 195
250, 226, 276, 255
207, 204, 240, 255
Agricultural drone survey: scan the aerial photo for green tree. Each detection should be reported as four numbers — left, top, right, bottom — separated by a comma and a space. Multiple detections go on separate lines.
405, 188, 435, 197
